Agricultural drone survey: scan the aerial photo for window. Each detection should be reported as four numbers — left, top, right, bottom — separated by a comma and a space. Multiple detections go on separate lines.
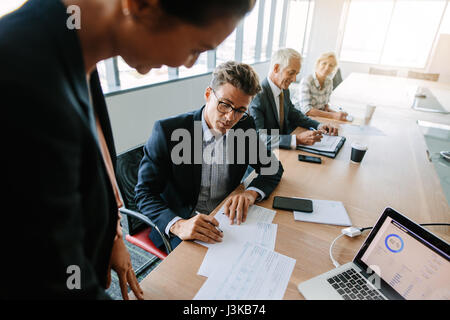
285, 0, 315, 56
340, 0, 394, 64
0, 0, 27, 17
300, 0, 315, 56
96, 61, 109, 91
440, 3, 450, 33
260, 0, 274, 60
116, 57, 169, 90
340, 0, 449, 68
242, 3, 260, 63
272, 0, 288, 55
178, 52, 208, 78
381, 1, 446, 67
2, 0, 316, 94
216, 30, 237, 66
97, 57, 169, 93
96, 0, 314, 94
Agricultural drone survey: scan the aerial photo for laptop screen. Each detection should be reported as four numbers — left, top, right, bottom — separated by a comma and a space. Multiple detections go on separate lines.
360, 216, 450, 300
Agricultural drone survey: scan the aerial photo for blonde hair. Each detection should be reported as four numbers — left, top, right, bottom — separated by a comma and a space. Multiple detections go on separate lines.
270, 48, 302, 73
315, 52, 338, 74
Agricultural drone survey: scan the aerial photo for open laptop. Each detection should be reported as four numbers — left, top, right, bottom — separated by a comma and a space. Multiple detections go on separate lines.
298, 207, 450, 300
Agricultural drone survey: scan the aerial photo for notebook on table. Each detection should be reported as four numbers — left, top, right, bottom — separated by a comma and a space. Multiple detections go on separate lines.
296, 135, 346, 158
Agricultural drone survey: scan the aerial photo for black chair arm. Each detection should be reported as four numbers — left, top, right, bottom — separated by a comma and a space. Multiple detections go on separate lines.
119, 207, 172, 253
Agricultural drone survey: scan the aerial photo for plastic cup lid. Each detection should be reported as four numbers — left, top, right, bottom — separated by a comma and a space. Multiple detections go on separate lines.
351, 142, 368, 150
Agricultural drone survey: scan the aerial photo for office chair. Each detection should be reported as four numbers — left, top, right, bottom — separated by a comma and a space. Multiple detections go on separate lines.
407, 71, 439, 82
116, 145, 172, 276
332, 68, 343, 90
368, 67, 398, 77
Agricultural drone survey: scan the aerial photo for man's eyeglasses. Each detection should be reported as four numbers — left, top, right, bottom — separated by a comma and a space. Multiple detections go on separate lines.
211, 88, 249, 121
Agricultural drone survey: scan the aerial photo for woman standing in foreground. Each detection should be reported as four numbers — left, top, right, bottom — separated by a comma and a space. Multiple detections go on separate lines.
1, 0, 255, 299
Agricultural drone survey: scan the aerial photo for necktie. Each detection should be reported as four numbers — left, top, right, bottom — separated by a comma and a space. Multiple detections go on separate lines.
279, 90, 285, 133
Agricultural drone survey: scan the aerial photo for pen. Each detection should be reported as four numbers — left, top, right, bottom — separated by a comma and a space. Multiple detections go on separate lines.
310, 127, 325, 135
210, 221, 223, 233
198, 210, 223, 233
214, 226, 223, 232
209, 221, 223, 234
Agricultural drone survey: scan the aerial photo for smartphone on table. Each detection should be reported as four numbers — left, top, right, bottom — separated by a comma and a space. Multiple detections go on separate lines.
272, 196, 313, 213
298, 154, 322, 164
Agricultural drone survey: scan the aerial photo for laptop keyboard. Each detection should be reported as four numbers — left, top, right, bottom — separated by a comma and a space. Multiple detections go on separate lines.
327, 268, 385, 300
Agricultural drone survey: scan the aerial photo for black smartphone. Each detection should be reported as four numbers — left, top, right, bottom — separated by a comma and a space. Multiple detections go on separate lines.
272, 196, 313, 213
298, 154, 322, 164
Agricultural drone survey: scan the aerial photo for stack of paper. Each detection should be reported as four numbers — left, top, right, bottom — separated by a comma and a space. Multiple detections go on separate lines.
194, 241, 296, 300
293, 199, 352, 226
196, 205, 277, 277
195, 205, 276, 248
194, 205, 296, 300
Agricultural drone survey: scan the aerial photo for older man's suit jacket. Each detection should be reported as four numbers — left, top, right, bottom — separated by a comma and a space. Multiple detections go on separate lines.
250, 77, 320, 149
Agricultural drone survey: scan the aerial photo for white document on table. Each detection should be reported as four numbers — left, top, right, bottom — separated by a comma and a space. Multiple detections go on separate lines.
241, 205, 276, 224
194, 241, 296, 300
197, 221, 278, 277
342, 124, 385, 136
294, 199, 352, 226
195, 205, 276, 248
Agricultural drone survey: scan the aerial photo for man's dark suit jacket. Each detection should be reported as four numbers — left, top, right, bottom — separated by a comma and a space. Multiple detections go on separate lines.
250, 77, 320, 149
2, 0, 116, 299
135, 107, 284, 249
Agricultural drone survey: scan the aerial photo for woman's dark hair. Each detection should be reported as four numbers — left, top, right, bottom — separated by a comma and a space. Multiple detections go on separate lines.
159, 0, 256, 26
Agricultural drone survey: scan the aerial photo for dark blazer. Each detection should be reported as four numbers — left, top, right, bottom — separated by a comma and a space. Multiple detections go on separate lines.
2, 0, 116, 299
250, 77, 320, 149
135, 107, 284, 249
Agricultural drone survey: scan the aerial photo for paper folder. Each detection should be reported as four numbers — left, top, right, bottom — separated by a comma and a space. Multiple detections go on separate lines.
296, 136, 346, 159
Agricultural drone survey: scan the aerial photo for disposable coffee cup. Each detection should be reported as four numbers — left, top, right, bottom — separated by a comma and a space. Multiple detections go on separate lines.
351, 142, 368, 163
365, 104, 376, 120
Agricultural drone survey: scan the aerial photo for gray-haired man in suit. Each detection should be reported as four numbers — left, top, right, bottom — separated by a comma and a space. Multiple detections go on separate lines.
250, 48, 338, 149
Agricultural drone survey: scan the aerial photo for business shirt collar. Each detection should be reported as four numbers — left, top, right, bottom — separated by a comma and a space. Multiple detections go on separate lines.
201, 109, 227, 144
267, 77, 282, 99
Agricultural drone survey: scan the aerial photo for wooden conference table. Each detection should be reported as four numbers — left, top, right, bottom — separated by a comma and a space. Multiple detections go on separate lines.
134, 73, 450, 300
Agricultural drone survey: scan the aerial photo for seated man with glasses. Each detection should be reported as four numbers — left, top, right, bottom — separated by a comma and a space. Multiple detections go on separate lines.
135, 61, 283, 250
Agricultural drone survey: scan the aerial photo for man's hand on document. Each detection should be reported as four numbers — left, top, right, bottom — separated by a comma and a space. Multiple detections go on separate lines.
318, 123, 339, 136
170, 214, 223, 244
223, 190, 258, 225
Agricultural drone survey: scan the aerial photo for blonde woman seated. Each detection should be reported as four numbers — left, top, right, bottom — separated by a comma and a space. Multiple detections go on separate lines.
297, 52, 348, 121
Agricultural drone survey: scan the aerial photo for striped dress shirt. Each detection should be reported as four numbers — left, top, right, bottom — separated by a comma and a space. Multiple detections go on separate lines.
165, 110, 264, 236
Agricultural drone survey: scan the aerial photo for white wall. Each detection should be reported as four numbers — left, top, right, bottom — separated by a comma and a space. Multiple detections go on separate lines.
429, 33, 450, 83
106, 61, 270, 154
300, 0, 345, 79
